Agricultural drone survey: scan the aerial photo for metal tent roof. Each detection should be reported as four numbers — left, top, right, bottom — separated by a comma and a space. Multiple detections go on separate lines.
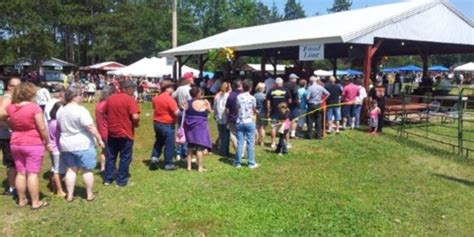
159, 0, 473, 57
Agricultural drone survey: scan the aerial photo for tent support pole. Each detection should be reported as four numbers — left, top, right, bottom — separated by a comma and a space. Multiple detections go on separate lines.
181, 55, 192, 67
177, 56, 182, 79
330, 58, 337, 77
261, 50, 267, 79
198, 54, 204, 80
421, 53, 429, 78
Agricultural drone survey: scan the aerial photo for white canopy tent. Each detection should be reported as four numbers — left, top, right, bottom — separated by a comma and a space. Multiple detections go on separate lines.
242, 64, 291, 74
313, 70, 333, 76
159, 0, 473, 57
108, 57, 199, 78
454, 62, 474, 72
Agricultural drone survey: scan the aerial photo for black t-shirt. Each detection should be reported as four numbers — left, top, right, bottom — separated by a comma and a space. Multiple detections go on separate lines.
369, 86, 386, 108
266, 86, 291, 116
284, 82, 298, 108
325, 84, 342, 105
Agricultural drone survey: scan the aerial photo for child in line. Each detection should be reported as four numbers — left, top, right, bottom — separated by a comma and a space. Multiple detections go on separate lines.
276, 102, 291, 155
369, 100, 381, 135
48, 102, 66, 197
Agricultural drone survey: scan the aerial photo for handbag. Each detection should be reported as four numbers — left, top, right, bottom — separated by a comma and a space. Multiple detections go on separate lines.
176, 111, 186, 144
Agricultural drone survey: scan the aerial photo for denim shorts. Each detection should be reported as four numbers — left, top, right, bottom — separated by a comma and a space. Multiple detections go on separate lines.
61, 148, 97, 170
326, 106, 341, 121
342, 104, 356, 118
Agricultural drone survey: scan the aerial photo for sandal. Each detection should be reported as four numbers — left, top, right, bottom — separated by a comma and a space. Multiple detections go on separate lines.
66, 197, 74, 203
17, 199, 29, 208
31, 201, 49, 210
86, 196, 96, 202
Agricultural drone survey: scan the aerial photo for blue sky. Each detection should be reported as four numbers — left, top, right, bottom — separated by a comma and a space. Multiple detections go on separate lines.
260, 0, 474, 20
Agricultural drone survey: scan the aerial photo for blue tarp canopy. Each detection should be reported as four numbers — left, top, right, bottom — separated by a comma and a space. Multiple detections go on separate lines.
203, 71, 214, 78
382, 68, 400, 73
428, 65, 449, 72
344, 69, 363, 75
398, 65, 423, 72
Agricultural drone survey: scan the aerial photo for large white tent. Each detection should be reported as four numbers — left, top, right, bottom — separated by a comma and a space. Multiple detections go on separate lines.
159, 0, 473, 57
108, 57, 199, 78
454, 62, 474, 72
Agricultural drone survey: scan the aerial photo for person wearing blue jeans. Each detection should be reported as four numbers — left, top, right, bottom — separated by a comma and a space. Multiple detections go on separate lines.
235, 123, 257, 168
354, 104, 362, 128
150, 123, 175, 169
104, 137, 133, 186
149, 80, 180, 170
234, 79, 258, 169
217, 124, 230, 157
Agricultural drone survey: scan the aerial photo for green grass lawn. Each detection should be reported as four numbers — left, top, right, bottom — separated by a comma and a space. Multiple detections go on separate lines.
1, 102, 473, 236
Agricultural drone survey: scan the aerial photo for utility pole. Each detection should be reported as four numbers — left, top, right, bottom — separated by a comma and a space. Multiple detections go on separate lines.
172, 0, 177, 48
172, 0, 178, 79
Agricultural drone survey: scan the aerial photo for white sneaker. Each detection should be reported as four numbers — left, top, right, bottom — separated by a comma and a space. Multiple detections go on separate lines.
175, 155, 181, 161
249, 163, 259, 169
287, 143, 292, 149
270, 143, 276, 149
164, 164, 176, 170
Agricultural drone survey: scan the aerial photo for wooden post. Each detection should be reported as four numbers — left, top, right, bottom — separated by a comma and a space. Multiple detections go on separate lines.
177, 56, 182, 79
261, 50, 267, 79
331, 58, 337, 77
421, 53, 429, 79
198, 54, 204, 80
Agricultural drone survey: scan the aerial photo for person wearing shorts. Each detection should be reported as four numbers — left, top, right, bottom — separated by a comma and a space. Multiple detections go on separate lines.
341, 77, 360, 129
6, 82, 52, 209
0, 77, 20, 196
324, 76, 343, 134
57, 87, 104, 202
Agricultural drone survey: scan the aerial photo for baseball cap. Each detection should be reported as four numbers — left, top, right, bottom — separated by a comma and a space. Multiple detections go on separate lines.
120, 80, 136, 89
183, 72, 194, 80
289, 73, 299, 80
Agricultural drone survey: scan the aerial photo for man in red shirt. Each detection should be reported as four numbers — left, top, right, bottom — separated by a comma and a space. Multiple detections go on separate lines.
104, 80, 140, 187
149, 80, 180, 171
341, 77, 360, 130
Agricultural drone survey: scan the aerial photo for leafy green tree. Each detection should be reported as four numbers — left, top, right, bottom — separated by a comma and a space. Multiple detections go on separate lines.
284, 0, 306, 20
269, 0, 282, 22
327, 0, 352, 13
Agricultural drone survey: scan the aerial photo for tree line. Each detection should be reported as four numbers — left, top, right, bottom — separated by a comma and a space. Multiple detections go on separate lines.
0, 0, 470, 70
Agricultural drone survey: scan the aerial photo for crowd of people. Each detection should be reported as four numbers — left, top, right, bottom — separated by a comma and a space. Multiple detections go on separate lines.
0, 70, 389, 210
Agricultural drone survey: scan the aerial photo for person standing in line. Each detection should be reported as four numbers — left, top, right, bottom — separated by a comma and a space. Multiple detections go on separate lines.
47, 102, 67, 197
296, 79, 308, 137
225, 79, 244, 153
235, 79, 258, 169
306, 76, 330, 139
213, 82, 231, 156
95, 85, 115, 172
0, 78, 21, 196
149, 80, 180, 171
275, 102, 291, 155
57, 87, 104, 202
104, 80, 140, 187
266, 77, 291, 148
36, 81, 51, 111
285, 73, 300, 140
173, 73, 193, 161
184, 86, 213, 172
368, 78, 386, 132
324, 76, 343, 134
341, 77, 360, 130
254, 82, 267, 146
85, 79, 97, 103
44, 84, 66, 121
5, 82, 52, 209
264, 74, 275, 94
354, 79, 367, 129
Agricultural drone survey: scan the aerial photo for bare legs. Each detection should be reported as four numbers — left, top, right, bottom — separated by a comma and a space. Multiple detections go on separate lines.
257, 125, 265, 146
16, 173, 43, 208
52, 173, 66, 197
65, 168, 94, 201
187, 150, 207, 172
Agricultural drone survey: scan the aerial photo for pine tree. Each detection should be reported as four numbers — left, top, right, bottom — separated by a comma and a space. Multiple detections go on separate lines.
327, 0, 352, 13
283, 0, 306, 20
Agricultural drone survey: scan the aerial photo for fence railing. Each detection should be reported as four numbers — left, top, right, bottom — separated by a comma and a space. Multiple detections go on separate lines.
387, 85, 474, 158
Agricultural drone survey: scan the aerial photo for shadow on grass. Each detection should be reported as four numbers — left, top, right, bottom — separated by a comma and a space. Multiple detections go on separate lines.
433, 173, 474, 188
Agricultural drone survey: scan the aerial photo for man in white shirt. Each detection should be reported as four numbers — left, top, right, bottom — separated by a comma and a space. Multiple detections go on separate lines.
36, 81, 51, 111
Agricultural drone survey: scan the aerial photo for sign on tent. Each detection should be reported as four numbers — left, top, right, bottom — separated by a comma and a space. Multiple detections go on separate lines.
299, 44, 324, 61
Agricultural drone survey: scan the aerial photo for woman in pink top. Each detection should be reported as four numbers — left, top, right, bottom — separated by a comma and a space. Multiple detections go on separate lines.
95, 85, 114, 172
368, 100, 381, 135
5, 82, 52, 209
